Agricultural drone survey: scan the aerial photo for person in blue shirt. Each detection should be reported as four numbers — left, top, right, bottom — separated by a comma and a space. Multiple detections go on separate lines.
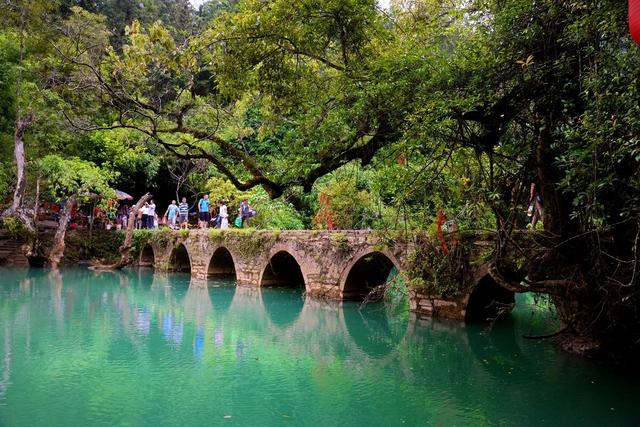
198, 194, 210, 229
166, 200, 179, 230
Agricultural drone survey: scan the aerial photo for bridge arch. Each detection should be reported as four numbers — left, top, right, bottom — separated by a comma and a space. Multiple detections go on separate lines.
139, 244, 155, 268
259, 250, 307, 289
207, 246, 237, 280
169, 243, 191, 273
339, 250, 402, 301
464, 274, 515, 322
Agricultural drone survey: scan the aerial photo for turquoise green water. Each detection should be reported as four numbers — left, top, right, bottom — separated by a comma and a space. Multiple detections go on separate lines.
0, 268, 638, 426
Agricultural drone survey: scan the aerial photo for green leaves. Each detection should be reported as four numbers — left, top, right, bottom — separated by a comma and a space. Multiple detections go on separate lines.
39, 155, 115, 203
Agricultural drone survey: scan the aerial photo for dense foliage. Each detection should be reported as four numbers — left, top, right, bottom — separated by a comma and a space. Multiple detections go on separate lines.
1, 0, 639, 357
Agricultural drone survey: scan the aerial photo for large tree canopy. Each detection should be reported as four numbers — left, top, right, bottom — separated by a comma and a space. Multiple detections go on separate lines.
1, 0, 639, 356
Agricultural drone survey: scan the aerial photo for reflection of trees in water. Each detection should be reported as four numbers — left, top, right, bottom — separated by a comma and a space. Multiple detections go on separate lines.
0, 323, 11, 401
118, 272, 130, 288
183, 280, 213, 329
148, 272, 182, 315
19, 277, 32, 294
136, 267, 154, 289
228, 286, 264, 324
398, 314, 553, 424
397, 315, 492, 406
48, 269, 64, 330
465, 317, 523, 378
161, 311, 184, 347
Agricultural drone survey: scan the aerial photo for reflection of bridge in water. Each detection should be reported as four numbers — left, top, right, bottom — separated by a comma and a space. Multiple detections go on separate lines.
169, 277, 411, 360
139, 230, 514, 322
6, 267, 510, 370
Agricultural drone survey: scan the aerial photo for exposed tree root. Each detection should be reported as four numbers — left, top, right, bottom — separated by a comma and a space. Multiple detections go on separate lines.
360, 284, 387, 306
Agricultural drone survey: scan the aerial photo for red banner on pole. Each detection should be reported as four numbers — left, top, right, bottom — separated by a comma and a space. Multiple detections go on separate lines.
631, 0, 640, 45
437, 209, 448, 255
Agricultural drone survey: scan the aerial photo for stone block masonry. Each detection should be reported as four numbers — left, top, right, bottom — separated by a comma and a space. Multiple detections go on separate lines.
135, 229, 510, 322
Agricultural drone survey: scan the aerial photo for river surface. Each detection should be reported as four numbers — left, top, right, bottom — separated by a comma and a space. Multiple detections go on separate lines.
0, 268, 638, 426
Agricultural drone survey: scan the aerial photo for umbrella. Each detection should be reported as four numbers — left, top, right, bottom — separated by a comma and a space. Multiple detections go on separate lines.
116, 190, 134, 200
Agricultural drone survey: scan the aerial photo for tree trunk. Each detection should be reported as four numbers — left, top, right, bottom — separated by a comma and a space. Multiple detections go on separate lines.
32, 174, 40, 225
49, 195, 75, 270
114, 192, 152, 269
25, 174, 41, 259
536, 117, 577, 238
11, 112, 34, 212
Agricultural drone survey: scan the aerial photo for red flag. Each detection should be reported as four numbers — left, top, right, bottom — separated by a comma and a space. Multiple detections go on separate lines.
631, 0, 640, 45
437, 209, 448, 255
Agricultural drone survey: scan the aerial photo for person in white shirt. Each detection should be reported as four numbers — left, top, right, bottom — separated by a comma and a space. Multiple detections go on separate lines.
147, 200, 156, 229
140, 202, 150, 229
219, 201, 229, 229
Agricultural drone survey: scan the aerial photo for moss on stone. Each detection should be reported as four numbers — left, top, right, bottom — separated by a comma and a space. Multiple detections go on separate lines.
63, 230, 125, 265
234, 230, 278, 258
330, 232, 350, 253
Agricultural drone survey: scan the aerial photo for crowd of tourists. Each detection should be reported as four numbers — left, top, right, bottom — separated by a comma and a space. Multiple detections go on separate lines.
131, 195, 256, 230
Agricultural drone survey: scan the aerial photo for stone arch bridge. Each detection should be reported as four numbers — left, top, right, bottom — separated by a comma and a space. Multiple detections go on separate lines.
136, 230, 512, 321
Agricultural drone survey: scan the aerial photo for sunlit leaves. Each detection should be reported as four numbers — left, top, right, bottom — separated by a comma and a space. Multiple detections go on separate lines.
39, 155, 115, 204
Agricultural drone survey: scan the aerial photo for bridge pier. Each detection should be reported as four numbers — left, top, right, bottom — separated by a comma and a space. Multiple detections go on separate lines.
236, 269, 261, 287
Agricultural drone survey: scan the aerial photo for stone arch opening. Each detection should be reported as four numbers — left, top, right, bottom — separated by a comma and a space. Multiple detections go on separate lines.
260, 251, 305, 289
140, 244, 155, 268
342, 251, 397, 301
465, 275, 515, 322
169, 244, 191, 273
207, 247, 236, 279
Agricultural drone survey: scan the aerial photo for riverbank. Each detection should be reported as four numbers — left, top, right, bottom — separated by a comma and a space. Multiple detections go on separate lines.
0, 229, 126, 267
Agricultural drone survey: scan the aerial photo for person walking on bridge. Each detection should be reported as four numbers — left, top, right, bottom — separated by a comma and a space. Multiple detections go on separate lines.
147, 200, 156, 229
167, 200, 179, 230
178, 197, 189, 228
219, 201, 229, 229
198, 194, 210, 229
239, 198, 254, 228
140, 202, 150, 229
